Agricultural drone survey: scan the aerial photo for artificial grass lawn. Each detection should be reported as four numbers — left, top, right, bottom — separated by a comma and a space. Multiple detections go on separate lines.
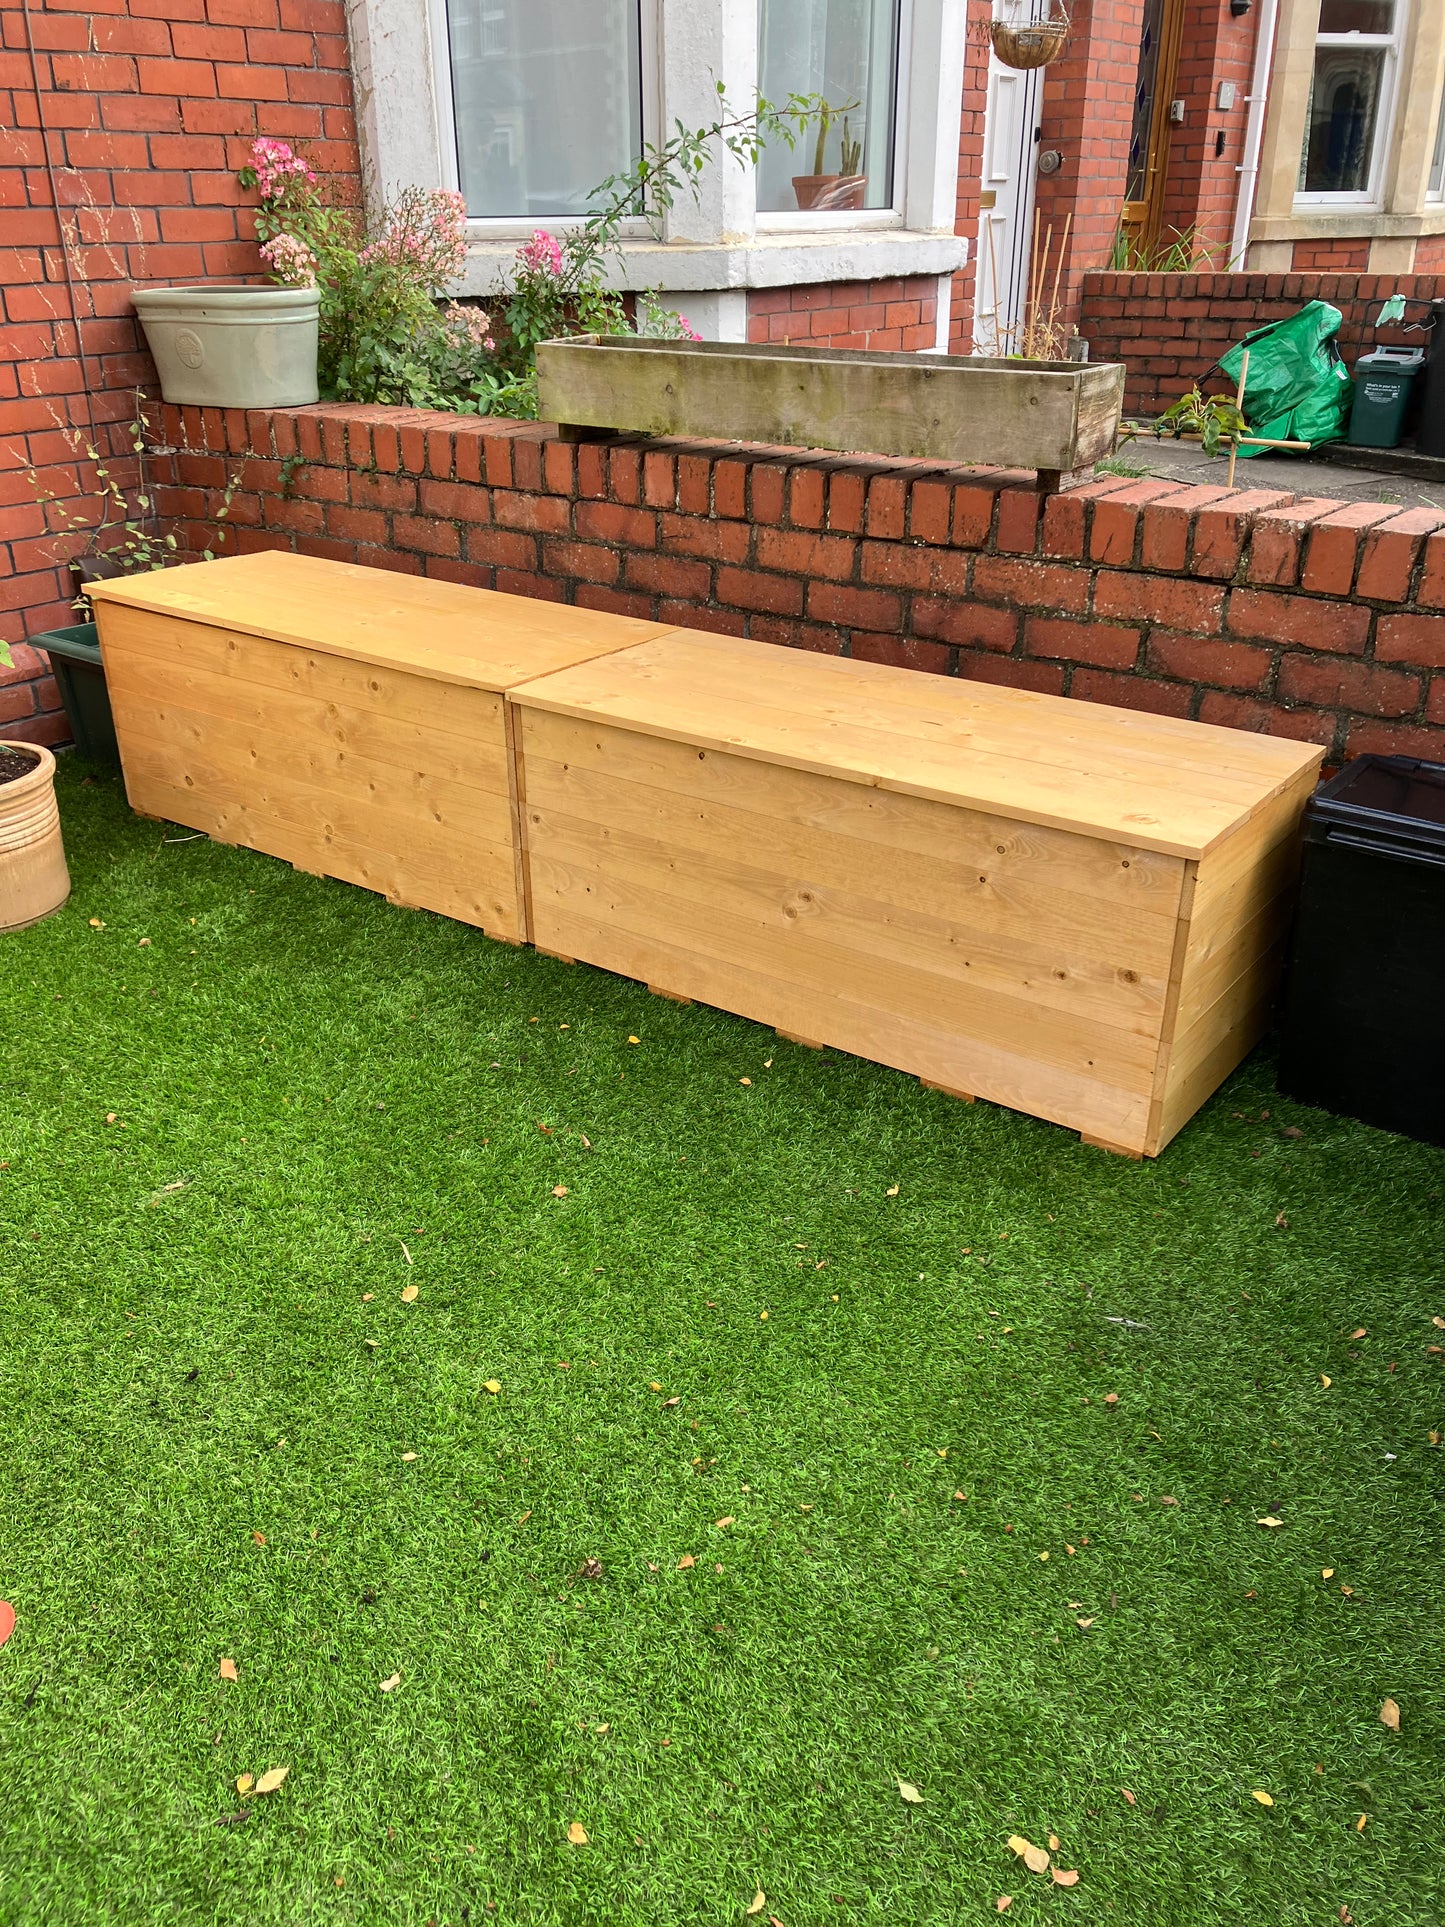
1, 762, 1442, 1927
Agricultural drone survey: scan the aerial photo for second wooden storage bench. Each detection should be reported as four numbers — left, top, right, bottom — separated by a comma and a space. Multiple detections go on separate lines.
88, 551, 677, 942
510, 633, 1323, 1156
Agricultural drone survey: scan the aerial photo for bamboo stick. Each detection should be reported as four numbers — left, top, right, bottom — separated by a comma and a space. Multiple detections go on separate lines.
1048, 210, 1072, 344
1227, 348, 1251, 490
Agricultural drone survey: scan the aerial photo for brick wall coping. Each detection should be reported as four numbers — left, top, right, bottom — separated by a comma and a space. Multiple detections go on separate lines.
138, 399, 1445, 769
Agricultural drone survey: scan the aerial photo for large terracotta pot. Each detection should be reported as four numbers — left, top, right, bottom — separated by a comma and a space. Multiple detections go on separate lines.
0, 742, 70, 933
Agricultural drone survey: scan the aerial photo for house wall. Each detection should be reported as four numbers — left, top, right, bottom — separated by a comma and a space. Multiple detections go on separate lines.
0, 0, 362, 734
1079, 269, 1445, 417
87, 399, 1445, 772
747, 278, 939, 353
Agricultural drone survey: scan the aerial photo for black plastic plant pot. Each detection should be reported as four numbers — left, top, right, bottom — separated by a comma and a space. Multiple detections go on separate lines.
1276, 754, 1445, 1145
28, 621, 119, 763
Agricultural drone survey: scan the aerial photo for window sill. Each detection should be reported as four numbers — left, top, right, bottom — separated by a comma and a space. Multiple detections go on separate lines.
1253, 207, 1445, 242
453, 226, 970, 298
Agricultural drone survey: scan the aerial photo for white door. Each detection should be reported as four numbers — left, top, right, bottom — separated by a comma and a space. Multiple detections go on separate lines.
974, 11, 1043, 356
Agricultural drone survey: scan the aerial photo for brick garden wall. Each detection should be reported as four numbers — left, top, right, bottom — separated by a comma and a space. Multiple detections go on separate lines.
746, 277, 939, 352
103, 400, 1445, 769
0, 0, 362, 741
1079, 270, 1445, 417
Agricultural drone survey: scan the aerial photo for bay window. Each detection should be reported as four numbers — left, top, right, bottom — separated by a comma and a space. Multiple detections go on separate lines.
1297, 0, 1406, 203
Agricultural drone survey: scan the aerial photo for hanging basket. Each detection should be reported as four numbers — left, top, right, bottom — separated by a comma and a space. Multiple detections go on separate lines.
989, 13, 1071, 70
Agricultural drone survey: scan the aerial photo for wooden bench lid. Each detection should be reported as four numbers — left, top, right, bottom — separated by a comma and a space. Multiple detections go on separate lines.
512, 630, 1323, 859
86, 550, 678, 692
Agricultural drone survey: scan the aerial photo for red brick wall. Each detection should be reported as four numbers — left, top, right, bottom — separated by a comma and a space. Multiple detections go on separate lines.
1292, 241, 1371, 271
137, 401, 1445, 766
1163, 0, 1259, 261
0, 0, 361, 740
1079, 270, 1445, 416
948, 0, 991, 353
1031, 0, 1144, 338
746, 278, 938, 352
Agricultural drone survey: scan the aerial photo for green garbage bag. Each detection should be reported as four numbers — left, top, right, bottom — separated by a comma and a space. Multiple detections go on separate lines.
1219, 300, 1353, 455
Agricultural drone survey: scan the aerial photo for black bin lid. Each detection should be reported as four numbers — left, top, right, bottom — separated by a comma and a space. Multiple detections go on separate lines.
1307, 754, 1445, 853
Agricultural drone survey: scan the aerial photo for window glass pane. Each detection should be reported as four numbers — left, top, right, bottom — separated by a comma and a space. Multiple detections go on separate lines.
757, 0, 900, 213
1431, 85, 1445, 197
1318, 0, 1394, 32
1298, 46, 1386, 192
445, 0, 642, 219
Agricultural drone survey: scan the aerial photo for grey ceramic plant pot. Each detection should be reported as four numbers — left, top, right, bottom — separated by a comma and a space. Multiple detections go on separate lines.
132, 284, 320, 408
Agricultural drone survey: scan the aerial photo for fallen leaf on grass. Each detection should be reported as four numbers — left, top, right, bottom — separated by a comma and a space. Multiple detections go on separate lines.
1006, 1835, 1050, 1874
886, 1185, 899, 1197
1434, 1317, 1445, 1330
1121, 1789, 1135, 1806
997, 1899, 1013, 1914
252, 1532, 266, 1546
255, 1767, 289, 1795
1051, 1868, 1080, 1888
1380, 1697, 1401, 1732
739, 1078, 752, 1087
401, 1452, 418, 1462
1322, 1568, 1335, 1579
714, 1517, 735, 1530
552, 1185, 568, 1198
1349, 1328, 1367, 1340
1256, 1517, 1284, 1529
678, 1555, 695, 1570
484, 1380, 502, 1395
627, 1036, 640, 1046
566, 1822, 589, 1845
235, 1774, 254, 1796
218, 1657, 238, 1682
662, 1395, 681, 1409
400, 1284, 418, 1304
1355, 1813, 1369, 1832
1103, 1392, 1119, 1406
1075, 1617, 1095, 1630
362, 1292, 374, 1302
1251, 1790, 1274, 1808
379, 1672, 401, 1692
746, 1895, 767, 1919
1321, 1375, 1332, 1389
1048, 1834, 1060, 1851
898, 1780, 924, 1804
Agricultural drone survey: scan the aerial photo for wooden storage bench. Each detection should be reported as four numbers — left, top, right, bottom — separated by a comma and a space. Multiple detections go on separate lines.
510, 633, 1323, 1156
88, 551, 678, 943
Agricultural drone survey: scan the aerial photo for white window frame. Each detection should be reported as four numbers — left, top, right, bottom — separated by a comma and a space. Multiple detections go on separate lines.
1294, 0, 1408, 210
1429, 79, 1445, 200
345, 0, 969, 326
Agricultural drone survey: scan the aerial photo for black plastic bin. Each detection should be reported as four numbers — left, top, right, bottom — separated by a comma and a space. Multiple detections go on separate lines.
1277, 755, 1445, 1144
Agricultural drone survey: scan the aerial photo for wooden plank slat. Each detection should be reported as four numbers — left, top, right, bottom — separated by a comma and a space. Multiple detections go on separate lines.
512, 632, 1323, 859
89, 549, 682, 692
535, 335, 1126, 473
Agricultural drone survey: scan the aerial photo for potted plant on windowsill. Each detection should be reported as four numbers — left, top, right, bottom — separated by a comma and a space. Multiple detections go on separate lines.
792, 103, 867, 211
25, 399, 238, 761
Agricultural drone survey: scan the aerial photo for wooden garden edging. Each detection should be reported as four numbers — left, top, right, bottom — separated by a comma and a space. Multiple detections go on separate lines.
90, 551, 1321, 1157
535, 336, 1126, 491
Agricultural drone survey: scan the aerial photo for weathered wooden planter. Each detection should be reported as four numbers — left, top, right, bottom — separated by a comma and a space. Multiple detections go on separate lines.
536, 336, 1125, 486
87, 552, 677, 943
511, 633, 1323, 1156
